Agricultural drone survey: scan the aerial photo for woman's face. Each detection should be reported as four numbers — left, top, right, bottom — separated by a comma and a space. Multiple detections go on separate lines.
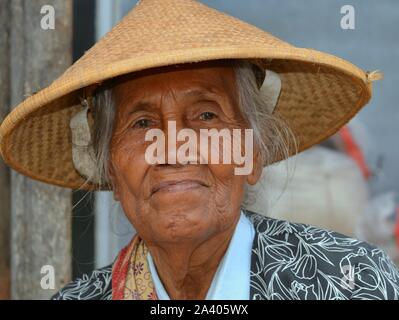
109, 60, 262, 246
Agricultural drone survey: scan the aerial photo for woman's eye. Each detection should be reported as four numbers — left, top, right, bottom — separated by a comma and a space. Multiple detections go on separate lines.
199, 111, 217, 121
133, 119, 151, 129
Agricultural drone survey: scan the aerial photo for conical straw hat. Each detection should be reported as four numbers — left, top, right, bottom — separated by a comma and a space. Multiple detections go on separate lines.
0, 0, 380, 190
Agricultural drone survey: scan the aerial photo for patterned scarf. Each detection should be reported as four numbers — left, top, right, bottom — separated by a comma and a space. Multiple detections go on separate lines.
112, 235, 158, 300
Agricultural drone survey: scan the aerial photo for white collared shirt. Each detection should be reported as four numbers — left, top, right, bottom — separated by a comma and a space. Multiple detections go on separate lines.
147, 211, 255, 300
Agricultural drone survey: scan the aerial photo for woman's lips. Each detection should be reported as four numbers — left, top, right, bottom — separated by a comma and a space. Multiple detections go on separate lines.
151, 179, 208, 195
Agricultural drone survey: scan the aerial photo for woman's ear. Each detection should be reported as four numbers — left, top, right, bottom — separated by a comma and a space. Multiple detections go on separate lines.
247, 148, 263, 185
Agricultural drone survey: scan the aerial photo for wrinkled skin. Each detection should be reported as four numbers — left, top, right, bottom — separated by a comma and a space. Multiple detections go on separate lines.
109, 60, 262, 299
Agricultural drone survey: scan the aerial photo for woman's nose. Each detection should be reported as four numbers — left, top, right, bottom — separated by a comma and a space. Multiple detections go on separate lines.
156, 119, 197, 165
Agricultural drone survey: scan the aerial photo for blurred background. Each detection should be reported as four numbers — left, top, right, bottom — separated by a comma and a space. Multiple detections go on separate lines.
0, 0, 398, 299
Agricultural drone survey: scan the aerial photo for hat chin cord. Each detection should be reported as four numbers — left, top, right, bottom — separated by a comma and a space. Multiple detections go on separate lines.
261, 70, 281, 114
69, 99, 100, 184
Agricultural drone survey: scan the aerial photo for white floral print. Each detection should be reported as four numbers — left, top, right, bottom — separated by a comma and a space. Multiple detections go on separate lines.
52, 211, 399, 300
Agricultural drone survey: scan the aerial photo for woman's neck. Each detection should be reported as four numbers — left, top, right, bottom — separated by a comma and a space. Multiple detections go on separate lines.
147, 218, 239, 300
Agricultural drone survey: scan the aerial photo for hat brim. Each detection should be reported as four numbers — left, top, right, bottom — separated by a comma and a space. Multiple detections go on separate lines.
0, 0, 376, 190
0, 47, 373, 190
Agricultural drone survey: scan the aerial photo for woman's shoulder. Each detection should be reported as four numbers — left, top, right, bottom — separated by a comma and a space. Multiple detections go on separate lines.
244, 209, 377, 249
51, 265, 113, 300
244, 210, 399, 299
244, 209, 390, 256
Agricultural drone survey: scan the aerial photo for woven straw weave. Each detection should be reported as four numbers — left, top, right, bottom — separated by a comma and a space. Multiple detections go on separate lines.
0, 0, 377, 190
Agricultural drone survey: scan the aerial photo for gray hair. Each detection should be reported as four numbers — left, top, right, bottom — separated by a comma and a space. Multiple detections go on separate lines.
91, 59, 297, 190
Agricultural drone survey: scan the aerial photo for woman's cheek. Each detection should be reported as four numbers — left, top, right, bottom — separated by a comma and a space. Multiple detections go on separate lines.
208, 162, 237, 182
111, 132, 150, 184
209, 163, 246, 203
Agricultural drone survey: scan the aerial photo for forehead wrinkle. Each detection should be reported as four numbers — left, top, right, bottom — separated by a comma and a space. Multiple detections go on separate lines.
128, 101, 158, 114
116, 68, 236, 115
126, 85, 226, 113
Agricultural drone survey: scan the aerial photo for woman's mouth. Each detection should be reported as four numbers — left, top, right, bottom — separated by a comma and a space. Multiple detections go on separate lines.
151, 179, 208, 195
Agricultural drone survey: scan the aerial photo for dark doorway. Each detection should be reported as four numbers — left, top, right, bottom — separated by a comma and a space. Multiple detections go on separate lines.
72, 0, 96, 279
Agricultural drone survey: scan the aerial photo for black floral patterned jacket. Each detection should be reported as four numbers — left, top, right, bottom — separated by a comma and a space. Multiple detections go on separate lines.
53, 211, 399, 300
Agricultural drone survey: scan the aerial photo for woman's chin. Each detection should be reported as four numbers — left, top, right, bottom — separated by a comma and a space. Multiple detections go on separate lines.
150, 186, 210, 209
151, 208, 213, 243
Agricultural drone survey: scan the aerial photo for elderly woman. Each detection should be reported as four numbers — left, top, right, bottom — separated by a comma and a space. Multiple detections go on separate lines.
1, 0, 398, 300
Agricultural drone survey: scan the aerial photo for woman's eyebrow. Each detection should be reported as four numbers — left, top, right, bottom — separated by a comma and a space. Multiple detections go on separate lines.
128, 101, 155, 114
126, 86, 223, 114
182, 87, 221, 99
